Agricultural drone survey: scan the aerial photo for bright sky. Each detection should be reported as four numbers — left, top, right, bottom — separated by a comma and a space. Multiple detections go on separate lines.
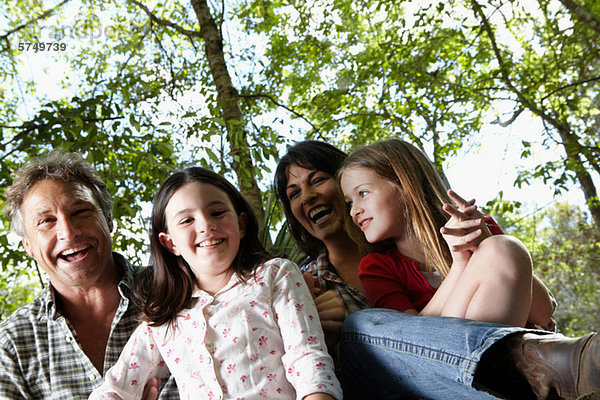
444, 114, 588, 216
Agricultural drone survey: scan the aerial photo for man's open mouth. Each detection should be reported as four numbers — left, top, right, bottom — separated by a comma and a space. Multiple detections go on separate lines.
58, 246, 90, 261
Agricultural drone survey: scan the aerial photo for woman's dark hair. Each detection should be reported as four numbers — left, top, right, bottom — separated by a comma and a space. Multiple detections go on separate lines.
135, 167, 270, 326
273, 140, 348, 258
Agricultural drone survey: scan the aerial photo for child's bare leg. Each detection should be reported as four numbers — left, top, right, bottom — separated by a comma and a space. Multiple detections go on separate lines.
440, 235, 533, 326
528, 274, 556, 327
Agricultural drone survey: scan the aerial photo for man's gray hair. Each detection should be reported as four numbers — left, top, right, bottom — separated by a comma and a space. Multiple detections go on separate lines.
4, 150, 113, 237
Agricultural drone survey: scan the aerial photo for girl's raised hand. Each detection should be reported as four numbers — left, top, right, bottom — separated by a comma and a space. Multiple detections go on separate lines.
447, 189, 478, 217
440, 189, 492, 266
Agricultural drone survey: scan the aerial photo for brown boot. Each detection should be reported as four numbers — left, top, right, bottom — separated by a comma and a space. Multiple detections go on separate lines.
510, 332, 600, 400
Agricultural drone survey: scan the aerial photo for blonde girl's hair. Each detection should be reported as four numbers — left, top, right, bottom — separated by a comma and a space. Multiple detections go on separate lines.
339, 139, 453, 278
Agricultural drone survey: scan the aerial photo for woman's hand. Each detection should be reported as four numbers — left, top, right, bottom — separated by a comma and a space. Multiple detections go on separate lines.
440, 189, 492, 267
141, 377, 160, 400
303, 271, 324, 298
314, 290, 345, 351
302, 273, 345, 349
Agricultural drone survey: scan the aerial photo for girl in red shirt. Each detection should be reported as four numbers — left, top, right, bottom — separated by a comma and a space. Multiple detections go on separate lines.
339, 138, 555, 328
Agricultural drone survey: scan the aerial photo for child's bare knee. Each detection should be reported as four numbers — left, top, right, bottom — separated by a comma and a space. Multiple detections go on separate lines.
484, 235, 530, 263
476, 235, 532, 279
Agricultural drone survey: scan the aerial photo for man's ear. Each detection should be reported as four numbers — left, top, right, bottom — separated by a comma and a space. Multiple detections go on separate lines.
158, 232, 180, 256
238, 212, 248, 239
22, 237, 34, 258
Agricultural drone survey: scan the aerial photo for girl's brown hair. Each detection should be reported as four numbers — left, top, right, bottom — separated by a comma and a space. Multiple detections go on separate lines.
339, 139, 453, 277
135, 167, 270, 326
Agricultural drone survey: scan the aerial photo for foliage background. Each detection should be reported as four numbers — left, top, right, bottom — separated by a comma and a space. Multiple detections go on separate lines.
1, 0, 598, 335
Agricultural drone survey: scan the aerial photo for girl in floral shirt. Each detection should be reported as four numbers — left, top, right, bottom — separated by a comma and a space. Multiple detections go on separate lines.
90, 167, 341, 400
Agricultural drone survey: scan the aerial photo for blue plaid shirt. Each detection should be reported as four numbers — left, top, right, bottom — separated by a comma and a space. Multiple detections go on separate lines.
0, 253, 179, 399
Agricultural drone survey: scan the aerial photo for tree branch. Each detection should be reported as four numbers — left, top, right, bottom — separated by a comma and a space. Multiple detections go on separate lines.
492, 107, 524, 127
472, 0, 600, 227
541, 75, 600, 101
128, 0, 202, 39
218, 0, 225, 41
239, 93, 320, 133
471, 0, 570, 133
0, 0, 71, 41
558, 0, 600, 36
0, 115, 124, 162
0, 115, 123, 131
190, 0, 266, 227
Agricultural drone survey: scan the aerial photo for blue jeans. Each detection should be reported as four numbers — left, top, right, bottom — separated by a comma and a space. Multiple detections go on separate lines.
340, 309, 528, 400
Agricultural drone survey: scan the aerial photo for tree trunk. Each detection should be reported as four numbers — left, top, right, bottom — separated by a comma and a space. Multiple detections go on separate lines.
555, 127, 600, 228
189, 0, 265, 226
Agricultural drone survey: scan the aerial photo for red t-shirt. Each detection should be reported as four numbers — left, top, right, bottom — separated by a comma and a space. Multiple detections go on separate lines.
359, 215, 503, 312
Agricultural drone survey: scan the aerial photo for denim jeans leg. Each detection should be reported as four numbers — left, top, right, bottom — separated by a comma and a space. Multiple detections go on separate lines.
340, 309, 524, 400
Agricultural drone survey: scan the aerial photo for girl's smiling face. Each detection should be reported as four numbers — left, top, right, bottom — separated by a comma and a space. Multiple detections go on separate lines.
340, 166, 406, 244
159, 181, 247, 292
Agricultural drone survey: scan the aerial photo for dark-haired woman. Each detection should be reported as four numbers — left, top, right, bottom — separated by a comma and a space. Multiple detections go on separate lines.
274, 140, 372, 352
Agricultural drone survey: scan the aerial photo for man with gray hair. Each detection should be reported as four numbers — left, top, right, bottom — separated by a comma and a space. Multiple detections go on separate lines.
0, 151, 176, 399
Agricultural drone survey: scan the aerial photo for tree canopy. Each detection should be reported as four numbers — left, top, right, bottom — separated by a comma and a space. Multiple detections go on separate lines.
1, 0, 599, 327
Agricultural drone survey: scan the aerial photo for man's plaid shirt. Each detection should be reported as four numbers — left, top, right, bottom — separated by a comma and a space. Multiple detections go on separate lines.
302, 250, 371, 316
0, 253, 178, 399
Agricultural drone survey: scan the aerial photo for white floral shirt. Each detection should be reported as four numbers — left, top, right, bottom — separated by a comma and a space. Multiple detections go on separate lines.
90, 258, 342, 400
